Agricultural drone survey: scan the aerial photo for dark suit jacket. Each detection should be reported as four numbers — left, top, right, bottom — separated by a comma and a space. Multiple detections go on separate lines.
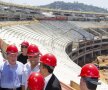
45, 74, 61, 90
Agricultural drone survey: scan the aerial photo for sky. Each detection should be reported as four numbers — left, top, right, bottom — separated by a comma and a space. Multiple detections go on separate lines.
2, 0, 108, 9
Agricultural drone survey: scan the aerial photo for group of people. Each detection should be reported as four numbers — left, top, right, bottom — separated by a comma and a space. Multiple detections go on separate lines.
0, 41, 61, 90
0, 41, 100, 90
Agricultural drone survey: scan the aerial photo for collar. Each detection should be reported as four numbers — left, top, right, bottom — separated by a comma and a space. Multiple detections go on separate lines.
27, 62, 40, 71
45, 74, 52, 83
6, 61, 17, 67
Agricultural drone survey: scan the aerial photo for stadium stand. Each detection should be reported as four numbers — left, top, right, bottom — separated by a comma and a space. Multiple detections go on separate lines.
0, 1, 108, 90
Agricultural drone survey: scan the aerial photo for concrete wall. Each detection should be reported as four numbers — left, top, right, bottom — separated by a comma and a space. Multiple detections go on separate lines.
66, 38, 108, 67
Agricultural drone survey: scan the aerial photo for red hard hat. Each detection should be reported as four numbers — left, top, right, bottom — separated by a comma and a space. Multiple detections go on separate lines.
27, 44, 39, 56
6, 45, 18, 54
28, 72, 45, 90
21, 41, 29, 47
79, 64, 99, 78
40, 53, 57, 67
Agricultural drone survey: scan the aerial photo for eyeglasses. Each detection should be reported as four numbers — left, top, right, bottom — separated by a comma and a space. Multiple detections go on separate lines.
28, 55, 39, 58
21, 46, 28, 48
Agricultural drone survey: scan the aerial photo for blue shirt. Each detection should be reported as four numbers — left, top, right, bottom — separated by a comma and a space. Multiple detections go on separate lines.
22, 62, 40, 90
0, 61, 24, 88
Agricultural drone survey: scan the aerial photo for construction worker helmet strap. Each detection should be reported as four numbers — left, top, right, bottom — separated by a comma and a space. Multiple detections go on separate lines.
79, 64, 100, 78
6, 45, 18, 54
28, 72, 45, 90
27, 44, 40, 56
21, 41, 29, 47
84, 77, 101, 85
40, 53, 57, 67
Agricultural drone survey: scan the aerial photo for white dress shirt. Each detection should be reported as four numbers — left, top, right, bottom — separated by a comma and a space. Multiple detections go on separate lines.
44, 74, 52, 90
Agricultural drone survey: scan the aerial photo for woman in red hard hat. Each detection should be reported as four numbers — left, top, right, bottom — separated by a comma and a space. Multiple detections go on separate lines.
17, 41, 29, 64
79, 63, 101, 90
27, 72, 45, 90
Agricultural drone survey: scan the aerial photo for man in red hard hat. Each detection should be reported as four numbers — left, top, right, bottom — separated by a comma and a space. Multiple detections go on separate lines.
17, 41, 29, 64
0, 45, 23, 90
22, 44, 41, 90
79, 63, 100, 90
40, 53, 61, 90
27, 72, 45, 90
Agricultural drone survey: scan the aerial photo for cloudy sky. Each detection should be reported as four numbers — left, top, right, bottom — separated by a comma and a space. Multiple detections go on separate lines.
2, 0, 108, 9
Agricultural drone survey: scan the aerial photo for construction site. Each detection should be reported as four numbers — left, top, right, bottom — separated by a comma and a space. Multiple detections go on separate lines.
0, 1, 108, 90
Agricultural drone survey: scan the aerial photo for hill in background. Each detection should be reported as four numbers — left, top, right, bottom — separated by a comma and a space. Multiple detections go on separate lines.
39, 1, 108, 13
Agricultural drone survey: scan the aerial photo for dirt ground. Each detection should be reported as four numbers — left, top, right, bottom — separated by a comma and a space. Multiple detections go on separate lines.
93, 56, 108, 84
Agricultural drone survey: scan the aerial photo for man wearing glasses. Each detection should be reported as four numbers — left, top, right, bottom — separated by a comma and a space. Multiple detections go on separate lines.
17, 41, 29, 64
22, 44, 41, 90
